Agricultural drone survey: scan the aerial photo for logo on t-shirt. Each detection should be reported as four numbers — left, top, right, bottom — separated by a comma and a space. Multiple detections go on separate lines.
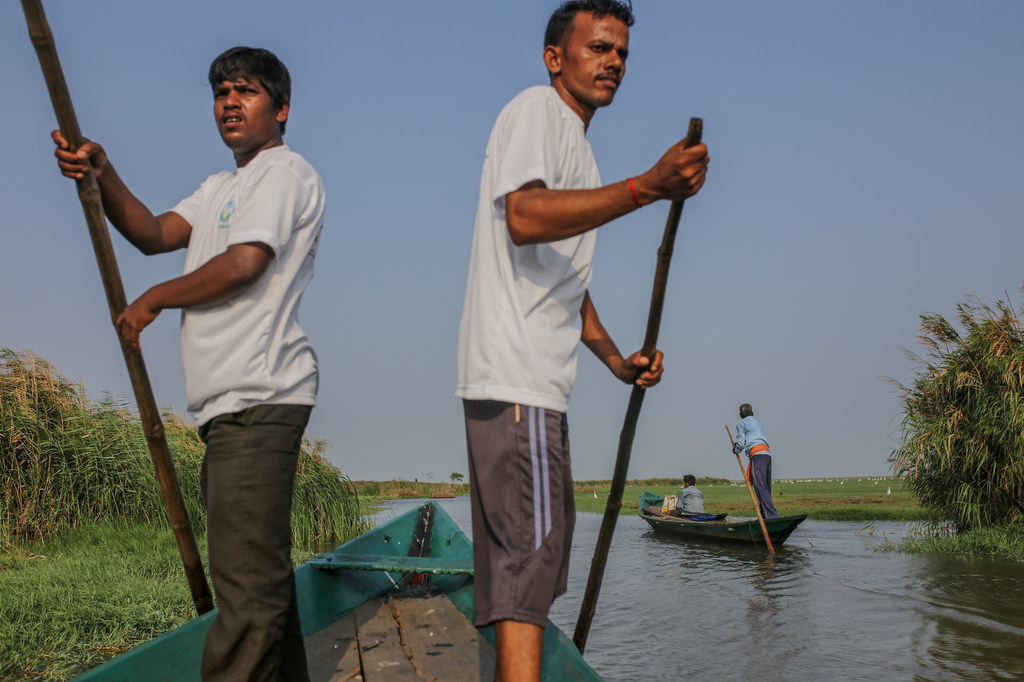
218, 200, 236, 230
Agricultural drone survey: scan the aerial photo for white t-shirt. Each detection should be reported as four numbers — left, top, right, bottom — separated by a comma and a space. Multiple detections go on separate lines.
456, 86, 601, 413
171, 145, 325, 426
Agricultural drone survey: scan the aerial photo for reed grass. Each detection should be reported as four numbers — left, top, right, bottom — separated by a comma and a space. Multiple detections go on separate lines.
889, 293, 1024, 530
1, 347, 368, 548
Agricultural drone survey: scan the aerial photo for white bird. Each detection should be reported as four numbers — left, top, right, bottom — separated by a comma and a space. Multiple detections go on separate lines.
593, 490, 598, 499
887, 486, 892, 496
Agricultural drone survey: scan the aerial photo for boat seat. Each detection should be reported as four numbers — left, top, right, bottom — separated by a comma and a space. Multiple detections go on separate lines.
308, 553, 475, 575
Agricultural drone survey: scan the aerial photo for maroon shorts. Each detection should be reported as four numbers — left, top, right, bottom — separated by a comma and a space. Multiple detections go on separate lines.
462, 400, 575, 627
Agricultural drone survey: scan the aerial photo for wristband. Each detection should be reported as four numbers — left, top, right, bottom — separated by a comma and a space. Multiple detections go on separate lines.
627, 177, 642, 208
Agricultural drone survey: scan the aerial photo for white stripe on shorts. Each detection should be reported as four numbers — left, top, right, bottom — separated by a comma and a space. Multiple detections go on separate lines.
538, 410, 552, 538
528, 407, 541, 548
528, 406, 552, 549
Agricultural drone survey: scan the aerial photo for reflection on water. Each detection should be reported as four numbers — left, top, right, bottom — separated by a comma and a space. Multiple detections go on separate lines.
373, 498, 1024, 681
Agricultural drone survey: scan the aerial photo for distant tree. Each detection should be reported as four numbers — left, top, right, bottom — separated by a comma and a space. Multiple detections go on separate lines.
890, 292, 1024, 530
450, 472, 464, 484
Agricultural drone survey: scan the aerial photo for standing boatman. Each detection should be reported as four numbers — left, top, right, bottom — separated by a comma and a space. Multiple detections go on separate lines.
53, 47, 324, 681
733, 403, 779, 519
456, 1, 709, 679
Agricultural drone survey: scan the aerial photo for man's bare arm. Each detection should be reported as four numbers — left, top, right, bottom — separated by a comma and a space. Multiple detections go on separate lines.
580, 291, 664, 388
505, 137, 708, 245
115, 243, 272, 350
52, 131, 191, 254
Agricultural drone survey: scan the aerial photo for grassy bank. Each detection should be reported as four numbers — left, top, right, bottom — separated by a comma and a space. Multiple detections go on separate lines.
572, 476, 933, 521
0, 522, 321, 681
352, 476, 929, 522
352, 479, 470, 504
878, 522, 1024, 562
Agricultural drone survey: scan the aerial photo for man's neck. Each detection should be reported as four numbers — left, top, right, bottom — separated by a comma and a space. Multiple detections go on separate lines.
234, 138, 284, 168
550, 80, 594, 132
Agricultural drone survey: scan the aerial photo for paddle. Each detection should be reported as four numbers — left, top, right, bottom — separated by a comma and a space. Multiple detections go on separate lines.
573, 118, 703, 654
21, 0, 214, 615
724, 425, 776, 555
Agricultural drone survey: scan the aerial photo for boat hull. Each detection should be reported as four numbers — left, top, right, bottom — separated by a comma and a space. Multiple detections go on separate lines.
638, 492, 807, 545
76, 502, 601, 681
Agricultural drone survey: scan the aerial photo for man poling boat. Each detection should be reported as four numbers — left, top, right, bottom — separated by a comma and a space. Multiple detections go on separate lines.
455, 0, 709, 673
49, 38, 325, 680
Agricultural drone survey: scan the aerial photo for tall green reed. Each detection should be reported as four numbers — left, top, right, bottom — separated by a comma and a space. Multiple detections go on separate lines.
1, 347, 367, 548
890, 293, 1024, 530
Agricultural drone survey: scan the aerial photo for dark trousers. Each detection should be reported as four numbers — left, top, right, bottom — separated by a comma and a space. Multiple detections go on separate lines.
749, 453, 779, 519
198, 404, 312, 682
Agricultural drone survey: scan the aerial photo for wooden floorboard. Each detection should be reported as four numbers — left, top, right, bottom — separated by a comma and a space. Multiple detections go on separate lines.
305, 609, 361, 682
391, 594, 496, 681
355, 599, 422, 681
305, 591, 496, 681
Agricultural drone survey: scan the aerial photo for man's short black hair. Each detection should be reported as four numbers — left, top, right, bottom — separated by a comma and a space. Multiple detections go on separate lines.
209, 46, 291, 132
544, 0, 635, 49
739, 403, 754, 418
683, 474, 697, 486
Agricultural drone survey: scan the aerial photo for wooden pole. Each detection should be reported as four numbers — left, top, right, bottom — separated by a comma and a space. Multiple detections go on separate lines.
21, 0, 214, 615
573, 119, 703, 654
725, 425, 775, 555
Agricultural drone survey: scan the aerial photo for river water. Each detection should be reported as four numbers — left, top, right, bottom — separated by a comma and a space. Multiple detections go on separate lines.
373, 497, 1024, 681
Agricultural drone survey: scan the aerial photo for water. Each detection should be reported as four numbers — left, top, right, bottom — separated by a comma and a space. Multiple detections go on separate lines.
372, 498, 1024, 681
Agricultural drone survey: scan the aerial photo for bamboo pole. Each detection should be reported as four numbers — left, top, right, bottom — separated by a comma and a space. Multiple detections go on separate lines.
573, 118, 703, 653
21, 0, 214, 615
725, 424, 776, 555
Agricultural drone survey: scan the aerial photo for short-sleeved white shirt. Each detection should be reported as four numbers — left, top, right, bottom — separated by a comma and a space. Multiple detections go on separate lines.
170, 145, 324, 426
456, 86, 601, 413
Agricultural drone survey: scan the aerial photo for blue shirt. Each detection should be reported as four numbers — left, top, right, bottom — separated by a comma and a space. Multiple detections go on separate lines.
675, 485, 704, 513
734, 416, 769, 456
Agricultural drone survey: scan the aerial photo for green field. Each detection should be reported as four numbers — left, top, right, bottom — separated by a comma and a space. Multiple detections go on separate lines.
573, 476, 933, 521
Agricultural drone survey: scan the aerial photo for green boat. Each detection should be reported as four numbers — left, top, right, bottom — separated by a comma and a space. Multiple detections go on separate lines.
638, 491, 807, 545
76, 502, 601, 681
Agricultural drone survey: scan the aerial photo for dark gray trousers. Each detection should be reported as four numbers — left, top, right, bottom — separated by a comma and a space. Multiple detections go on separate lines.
750, 453, 779, 519
198, 404, 312, 682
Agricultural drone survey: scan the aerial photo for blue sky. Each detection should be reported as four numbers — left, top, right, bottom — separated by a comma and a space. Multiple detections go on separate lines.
3, 1, 1022, 482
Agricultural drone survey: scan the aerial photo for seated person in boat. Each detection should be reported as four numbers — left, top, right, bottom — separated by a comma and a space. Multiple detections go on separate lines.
674, 474, 704, 514
455, 1, 708, 679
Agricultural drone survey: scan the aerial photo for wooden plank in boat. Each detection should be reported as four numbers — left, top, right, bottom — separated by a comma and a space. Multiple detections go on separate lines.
355, 599, 421, 681
305, 608, 361, 682
390, 593, 496, 680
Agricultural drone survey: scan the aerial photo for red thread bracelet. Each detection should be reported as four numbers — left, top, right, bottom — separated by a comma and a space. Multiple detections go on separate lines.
627, 177, 642, 208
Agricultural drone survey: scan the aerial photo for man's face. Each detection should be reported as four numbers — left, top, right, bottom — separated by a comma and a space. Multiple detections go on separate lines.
546, 12, 630, 124
213, 75, 288, 166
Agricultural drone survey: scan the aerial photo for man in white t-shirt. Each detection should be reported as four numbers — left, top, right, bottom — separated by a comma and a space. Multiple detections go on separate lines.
54, 47, 323, 681
456, 2, 708, 679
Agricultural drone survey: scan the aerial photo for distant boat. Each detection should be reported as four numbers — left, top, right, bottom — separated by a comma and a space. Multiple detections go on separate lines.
76, 502, 601, 681
638, 492, 807, 546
